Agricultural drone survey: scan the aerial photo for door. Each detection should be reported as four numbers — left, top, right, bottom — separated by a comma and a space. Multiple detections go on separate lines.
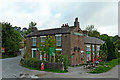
33, 50, 36, 58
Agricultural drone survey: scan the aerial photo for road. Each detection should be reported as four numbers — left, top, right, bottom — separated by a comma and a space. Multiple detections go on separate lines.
2, 49, 24, 78
2, 48, 119, 78
23, 64, 119, 78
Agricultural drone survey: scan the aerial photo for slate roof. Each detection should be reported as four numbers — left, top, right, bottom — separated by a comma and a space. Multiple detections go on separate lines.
27, 26, 75, 37
27, 26, 104, 45
84, 36, 104, 45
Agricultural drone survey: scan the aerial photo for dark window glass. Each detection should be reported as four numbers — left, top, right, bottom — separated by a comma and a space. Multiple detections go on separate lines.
74, 47, 77, 52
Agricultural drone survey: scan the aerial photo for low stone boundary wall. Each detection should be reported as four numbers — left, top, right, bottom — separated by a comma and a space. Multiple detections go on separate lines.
44, 62, 64, 71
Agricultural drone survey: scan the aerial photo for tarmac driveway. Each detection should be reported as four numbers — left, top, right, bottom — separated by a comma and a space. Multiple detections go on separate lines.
22, 65, 119, 78
2, 49, 24, 78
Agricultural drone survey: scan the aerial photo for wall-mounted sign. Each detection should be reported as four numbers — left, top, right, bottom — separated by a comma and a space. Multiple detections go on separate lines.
86, 51, 91, 54
73, 32, 83, 36
1, 48, 5, 53
49, 47, 55, 56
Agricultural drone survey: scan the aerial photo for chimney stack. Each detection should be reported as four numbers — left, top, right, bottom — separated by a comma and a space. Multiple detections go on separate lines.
61, 23, 69, 28
74, 17, 79, 27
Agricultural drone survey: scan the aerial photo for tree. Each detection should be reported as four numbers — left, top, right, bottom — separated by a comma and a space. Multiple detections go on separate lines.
86, 25, 100, 38
100, 34, 109, 41
99, 43, 108, 61
29, 21, 37, 28
38, 35, 56, 62
106, 37, 116, 61
2, 22, 22, 56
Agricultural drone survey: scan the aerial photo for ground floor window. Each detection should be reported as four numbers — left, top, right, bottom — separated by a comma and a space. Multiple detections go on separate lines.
32, 48, 37, 58
56, 48, 62, 54
81, 51, 84, 61
87, 54, 91, 61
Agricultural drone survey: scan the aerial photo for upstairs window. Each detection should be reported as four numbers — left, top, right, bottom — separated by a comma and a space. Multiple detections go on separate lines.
40, 36, 46, 43
32, 37, 36, 46
56, 34, 61, 46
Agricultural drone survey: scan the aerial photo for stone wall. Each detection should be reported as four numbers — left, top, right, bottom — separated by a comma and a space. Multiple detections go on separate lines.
44, 62, 64, 71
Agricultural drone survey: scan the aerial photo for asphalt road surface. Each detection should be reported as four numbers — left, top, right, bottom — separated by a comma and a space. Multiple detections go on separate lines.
2, 49, 24, 78
1, 48, 119, 78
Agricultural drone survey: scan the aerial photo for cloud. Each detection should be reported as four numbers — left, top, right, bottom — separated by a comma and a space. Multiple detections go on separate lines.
0, 0, 118, 36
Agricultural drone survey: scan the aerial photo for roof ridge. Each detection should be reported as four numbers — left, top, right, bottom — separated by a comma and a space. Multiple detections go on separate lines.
38, 26, 75, 32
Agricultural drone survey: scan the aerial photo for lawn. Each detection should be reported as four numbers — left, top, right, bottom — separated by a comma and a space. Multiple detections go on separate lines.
89, 58, 120, 73
22, 65, 67, 73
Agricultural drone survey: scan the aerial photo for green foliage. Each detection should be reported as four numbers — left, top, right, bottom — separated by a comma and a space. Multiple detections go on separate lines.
38, 35, 56, 62
100, 34, 109, 41
100, 35, 120, 61
63, 55, 69, 71
2, 22, 22, 55
21, 58, 47, 68
90, 58, 120, 73
29, 21, 37, 28
21, 58, 68, 73
99, 43, 108, 61
106, 37, 116, 61
22, 21, 37, 37
56, 54, 69, 71
86, 25, 100, 38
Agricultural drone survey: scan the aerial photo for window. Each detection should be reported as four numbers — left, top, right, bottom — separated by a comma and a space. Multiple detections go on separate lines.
74, 47, 77, 52
32, 37, 36, 46
40, 36, 46, 43
97, 45, 100, 56
78, 47, 80, 52
81, 52, 83, 61
56, 35, 61, 46
92, 45, 95, 51
86, 45, 91, 51
32, 48, 36, 58
97, 45, 100, 51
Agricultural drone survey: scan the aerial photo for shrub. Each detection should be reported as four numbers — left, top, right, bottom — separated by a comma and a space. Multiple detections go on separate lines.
21, 58, 46, 68
90, 58, 120, 73
56, 54, 69, 71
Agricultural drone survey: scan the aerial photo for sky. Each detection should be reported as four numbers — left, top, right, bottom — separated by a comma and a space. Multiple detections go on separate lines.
0, 0, 119, 36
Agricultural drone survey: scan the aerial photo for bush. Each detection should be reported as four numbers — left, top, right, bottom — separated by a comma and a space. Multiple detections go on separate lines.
21, 58, 47, 68
90, 58, 120, 73
56, 54, 69, 71
21, 54, 69, 72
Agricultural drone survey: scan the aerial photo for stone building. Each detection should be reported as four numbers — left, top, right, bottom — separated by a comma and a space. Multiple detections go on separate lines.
26, 17, 104, 65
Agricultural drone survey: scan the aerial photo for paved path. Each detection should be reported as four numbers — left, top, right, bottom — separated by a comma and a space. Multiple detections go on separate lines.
2, 49, 24, 78
23, 64, 119, 78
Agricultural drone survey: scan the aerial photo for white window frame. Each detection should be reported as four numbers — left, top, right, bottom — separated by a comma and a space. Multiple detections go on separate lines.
86, 44, 91, 51
40, 36, 46, 43
32, 48, 37, 58
56, 48, 62, 51
32, 37, 37, 46
92, 45, 95, 51
55, 34, 62, 46
97, 45, 100, 56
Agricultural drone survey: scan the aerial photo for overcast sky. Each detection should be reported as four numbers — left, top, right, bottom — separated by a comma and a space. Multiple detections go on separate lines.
0, 0, 118, 36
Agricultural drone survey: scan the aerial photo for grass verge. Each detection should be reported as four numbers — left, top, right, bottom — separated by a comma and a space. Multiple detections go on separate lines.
89, 58, 120, 73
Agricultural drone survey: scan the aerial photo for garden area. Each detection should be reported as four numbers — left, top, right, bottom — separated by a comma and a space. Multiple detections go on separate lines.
89, 58, 120, 73
22, 35, 69, 73
20, 54, 69, 73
